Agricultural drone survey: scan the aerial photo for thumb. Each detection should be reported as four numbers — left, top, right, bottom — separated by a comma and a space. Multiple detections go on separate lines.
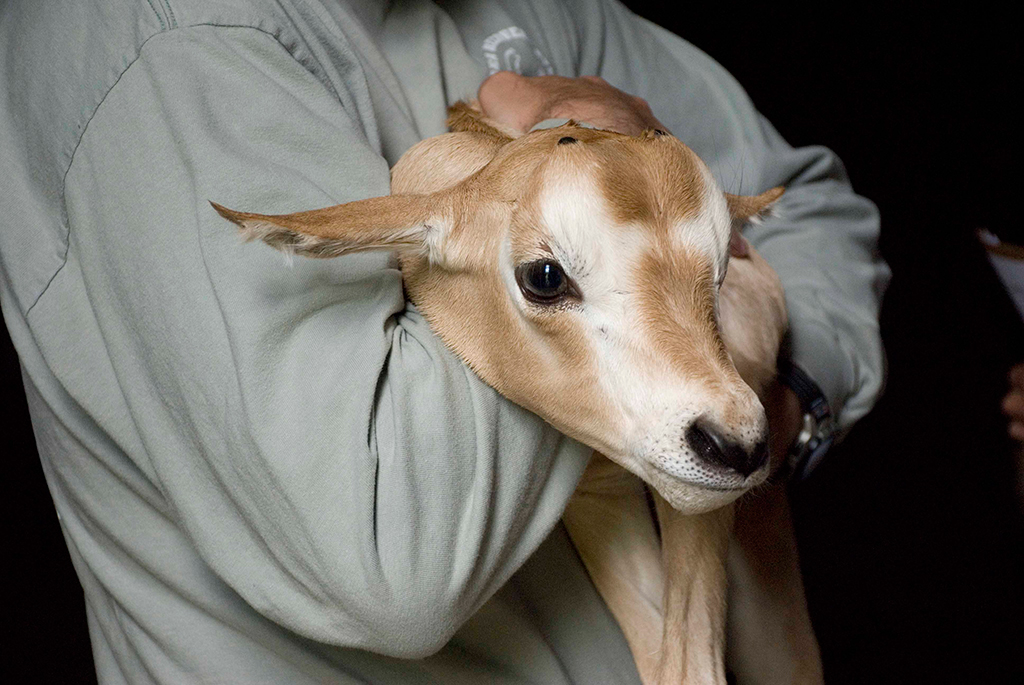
478, 71, 544, 133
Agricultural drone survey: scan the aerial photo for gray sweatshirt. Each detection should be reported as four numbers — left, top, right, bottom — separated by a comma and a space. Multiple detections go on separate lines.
0, 0, 889, 682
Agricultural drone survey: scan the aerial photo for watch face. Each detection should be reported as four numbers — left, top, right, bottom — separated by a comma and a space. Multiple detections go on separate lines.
788, 412, 834, 481
777, 362, 834, 480
797, 414, 816, 447
797, 434, 835, 480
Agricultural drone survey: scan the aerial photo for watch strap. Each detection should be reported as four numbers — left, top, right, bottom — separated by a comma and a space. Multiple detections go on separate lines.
776, 359, 834, 480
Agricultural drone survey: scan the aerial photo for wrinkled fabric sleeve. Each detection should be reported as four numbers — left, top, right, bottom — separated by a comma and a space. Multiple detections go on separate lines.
61, 24, 590, 658
561, 0, 891, 433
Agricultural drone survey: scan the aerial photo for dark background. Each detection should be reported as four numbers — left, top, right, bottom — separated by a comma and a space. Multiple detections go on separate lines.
5, 4, 1022, 683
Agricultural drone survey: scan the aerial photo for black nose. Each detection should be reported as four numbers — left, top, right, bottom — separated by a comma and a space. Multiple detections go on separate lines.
685, 420, 768, 478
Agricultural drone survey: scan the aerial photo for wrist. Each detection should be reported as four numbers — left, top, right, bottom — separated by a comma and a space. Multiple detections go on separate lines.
775, 359, 835, 481
766, 382, 803, 476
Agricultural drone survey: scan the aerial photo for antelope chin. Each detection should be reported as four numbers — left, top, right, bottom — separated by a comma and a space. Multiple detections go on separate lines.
645, 462, 768, 515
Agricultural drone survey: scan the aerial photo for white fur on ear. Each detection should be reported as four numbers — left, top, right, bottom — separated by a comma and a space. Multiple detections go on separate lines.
737, 202, 782, 229
725, 187, 785, 231
219, 210, 379, 259
724, 187, 785, 259
729, 203, 782, 247
233, 216, 317, 256
421, 219, 449, 266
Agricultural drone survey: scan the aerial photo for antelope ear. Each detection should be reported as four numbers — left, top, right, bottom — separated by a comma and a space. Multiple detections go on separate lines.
391, 131, 507, 195
210, 193, 451, 263
725, 186, 785, 224
391, 102, 514, 196
724, 186, 785, 257
446, 100, 522, 141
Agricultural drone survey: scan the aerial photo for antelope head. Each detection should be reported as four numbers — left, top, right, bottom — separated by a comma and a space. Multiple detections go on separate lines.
212, 104, 786, 514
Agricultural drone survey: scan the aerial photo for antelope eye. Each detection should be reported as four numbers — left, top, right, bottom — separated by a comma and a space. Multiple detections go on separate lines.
516, 260, 571, 304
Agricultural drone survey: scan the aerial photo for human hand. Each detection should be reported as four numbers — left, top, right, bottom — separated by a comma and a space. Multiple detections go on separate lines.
477, 72, 667, 136
1003, 363, 1024, 442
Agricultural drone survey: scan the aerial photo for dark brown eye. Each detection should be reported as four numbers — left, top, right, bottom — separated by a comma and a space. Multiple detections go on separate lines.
516, 260, 571, 304
558, 136, 578, 145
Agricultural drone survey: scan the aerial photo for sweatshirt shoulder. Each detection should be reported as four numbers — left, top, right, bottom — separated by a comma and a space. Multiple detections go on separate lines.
0, 0, 302, 134
0, 0, 315, 313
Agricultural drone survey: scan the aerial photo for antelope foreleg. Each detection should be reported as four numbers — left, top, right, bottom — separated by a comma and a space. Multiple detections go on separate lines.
652, 494, 733, 685
566, 455, 736, 685
725, 482, 824, 684
564, 453, 665, 682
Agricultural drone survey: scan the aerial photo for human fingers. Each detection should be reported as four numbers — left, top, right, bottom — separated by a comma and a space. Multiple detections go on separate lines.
477, 71, 545, 133
1003, 382, 1024, 442
1009, 363, 1024, 392
1003, 388, 1024, 419
478, 72, 666, 136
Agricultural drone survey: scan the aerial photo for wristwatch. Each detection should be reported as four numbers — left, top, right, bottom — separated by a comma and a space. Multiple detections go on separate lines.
776, 359, 835, 481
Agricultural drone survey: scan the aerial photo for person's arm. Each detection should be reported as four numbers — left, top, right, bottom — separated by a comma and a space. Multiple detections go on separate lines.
63, 24, 590, 658
558, 0, 890, 439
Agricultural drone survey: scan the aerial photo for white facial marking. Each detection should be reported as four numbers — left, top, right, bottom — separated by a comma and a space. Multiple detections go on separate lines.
672, 164, 732, 285
502, 151, 767, 513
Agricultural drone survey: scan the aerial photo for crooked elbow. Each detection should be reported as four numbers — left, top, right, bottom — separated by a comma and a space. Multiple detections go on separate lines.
355, 596, 464, 658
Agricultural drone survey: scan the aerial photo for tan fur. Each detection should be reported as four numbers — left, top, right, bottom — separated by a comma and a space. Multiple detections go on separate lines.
567, 247, 797, 684
445, 100, 519, 141
210, 195, 437, 258
602, 146, 704, 227
725, 188, 785, 222
634, 247, 730, 390
562, 455, 665, 676
652, 495, 734, 684
213, 103, 820, 684
727, 483, 824, 684
718, 246, 789, 395
565, 470, 735, 685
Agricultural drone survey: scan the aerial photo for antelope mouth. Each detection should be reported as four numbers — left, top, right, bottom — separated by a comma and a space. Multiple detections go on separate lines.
650, 462, 754, 492
641, 454, 768, 513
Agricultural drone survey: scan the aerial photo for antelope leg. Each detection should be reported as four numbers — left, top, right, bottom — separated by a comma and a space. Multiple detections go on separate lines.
652, 493, 733, 685
564, 453, 665, 683
726, 482, 824, 684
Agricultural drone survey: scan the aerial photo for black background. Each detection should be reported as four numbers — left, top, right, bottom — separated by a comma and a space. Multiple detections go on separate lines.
4, 4, 1022, 683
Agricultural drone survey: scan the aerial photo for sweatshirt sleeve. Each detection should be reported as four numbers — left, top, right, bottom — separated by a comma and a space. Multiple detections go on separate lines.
561, 0, 891, 433
61, 24, 591, 658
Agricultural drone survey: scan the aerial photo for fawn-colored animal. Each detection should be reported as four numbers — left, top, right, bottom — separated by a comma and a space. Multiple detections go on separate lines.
213, 102, 817, 684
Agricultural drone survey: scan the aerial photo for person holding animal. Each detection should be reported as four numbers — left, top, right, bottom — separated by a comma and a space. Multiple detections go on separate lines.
0, 1, 888, 683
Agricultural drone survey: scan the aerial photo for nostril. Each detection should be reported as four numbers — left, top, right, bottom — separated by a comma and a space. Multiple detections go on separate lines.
685, 420, 767, 478
685, 421, 726, 467
748, 439, 769, 475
